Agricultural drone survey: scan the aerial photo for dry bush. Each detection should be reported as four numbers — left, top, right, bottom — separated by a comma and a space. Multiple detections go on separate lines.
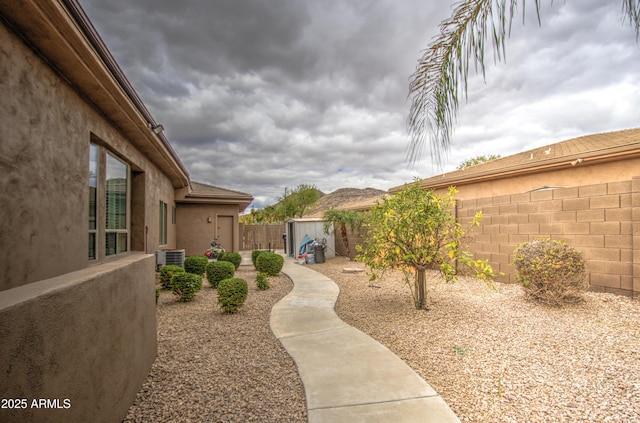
512, 238, 587, 306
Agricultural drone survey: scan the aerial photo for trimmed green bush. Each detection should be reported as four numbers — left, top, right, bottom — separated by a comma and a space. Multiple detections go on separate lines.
159, 265, 185, 290
217, 278, 248, 314
219, 251, 242, 269
217, 251, 226, 261
512, 238, 587, 306
171, 273, 202, 302
206, 260, 236, 289
256, 272, 270, 290
252, 250, 269, 267
256, 252, 284, 276
184, 255, 209, 276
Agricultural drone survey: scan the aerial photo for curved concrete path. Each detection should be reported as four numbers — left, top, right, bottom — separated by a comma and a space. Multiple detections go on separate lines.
271, 257, 460, 423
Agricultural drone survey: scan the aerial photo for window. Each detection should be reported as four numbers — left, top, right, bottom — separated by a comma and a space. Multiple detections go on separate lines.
89, 141, 130, 260
105, 153, 129, 256
88, 144, 98, 260
159, 201, 168, 245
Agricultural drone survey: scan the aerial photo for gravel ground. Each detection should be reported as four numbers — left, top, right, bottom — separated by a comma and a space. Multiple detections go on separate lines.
312, 257, 640, 423
123, 266, 307, 423
125, 258, 639, 423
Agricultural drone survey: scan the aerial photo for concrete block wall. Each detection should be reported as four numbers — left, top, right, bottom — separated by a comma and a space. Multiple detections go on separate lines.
458, 177, 639, 297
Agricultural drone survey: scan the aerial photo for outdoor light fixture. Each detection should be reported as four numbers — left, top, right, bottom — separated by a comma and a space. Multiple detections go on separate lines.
150, 123, 164, 134
207, 216, 212, 223
570, 158, 584, 166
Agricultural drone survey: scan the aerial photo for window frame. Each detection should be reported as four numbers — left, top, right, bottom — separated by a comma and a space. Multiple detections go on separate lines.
89, 141, 131, 261
88, 144, 98, 260
159, 200, 168, 246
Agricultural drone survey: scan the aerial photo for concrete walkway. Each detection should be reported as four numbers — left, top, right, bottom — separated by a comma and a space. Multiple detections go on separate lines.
271, 257, 460, 423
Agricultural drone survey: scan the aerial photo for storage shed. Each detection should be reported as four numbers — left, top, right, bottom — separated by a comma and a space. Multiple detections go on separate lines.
286, 218, 336, 260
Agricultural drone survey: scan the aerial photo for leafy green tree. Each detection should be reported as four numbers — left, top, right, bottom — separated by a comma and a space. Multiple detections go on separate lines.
240, 184, 321, 224
407, 0, 640, 165
456, 154, 501, 170
356, 180, 496, 309
322, 209, 361, 260
280, 184, 321, 219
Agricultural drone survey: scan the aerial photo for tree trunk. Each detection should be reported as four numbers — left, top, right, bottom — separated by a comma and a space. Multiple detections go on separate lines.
341, 224, 351, 260
415, 269, 426, 309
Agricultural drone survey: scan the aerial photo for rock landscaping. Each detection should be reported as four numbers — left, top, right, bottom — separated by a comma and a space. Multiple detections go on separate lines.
125, 257, 639, 422
123, 266, 306, 422
315, 257, 640, 423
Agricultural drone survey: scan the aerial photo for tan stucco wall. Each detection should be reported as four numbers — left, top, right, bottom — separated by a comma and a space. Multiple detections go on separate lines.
0, 22, 176, 291
176, 203, 241, 256
436, 157, 640, 200
0, 19, 172, 422
0, 254, 157, 423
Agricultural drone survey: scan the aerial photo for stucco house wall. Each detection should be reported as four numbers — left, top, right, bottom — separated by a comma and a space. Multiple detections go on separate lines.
0, 2, 187, 422
177, 203, 242, 255
175, 182, 253, 256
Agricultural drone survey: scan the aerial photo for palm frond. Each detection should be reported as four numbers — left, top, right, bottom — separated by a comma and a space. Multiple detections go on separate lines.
407, 0, 538, 167
407, 0, 640, 167
623, 0, 640, 40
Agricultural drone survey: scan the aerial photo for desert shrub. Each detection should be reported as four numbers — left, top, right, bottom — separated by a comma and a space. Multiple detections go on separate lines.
184, 255, 209, 276
217, 251, 226, 261
252, 250, 267, 267
171, 273, 202, 302
217, 278, 248, 314
159, 265, 185, 290
219, 251, 242, 269
256, 252, 284, 276
512, 238, 587, 306
206, 261, 236, 289
256, 272, 270, 290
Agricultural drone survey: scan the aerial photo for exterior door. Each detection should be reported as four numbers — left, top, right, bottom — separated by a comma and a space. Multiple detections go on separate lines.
218, 215, 234, 252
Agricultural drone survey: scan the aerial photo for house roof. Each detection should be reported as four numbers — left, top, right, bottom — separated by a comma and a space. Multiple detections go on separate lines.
391, 128, 640, 193
0, 0, 191, 188
177, 181, 253, 212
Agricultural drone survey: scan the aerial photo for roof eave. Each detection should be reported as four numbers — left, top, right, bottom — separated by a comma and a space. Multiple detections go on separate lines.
392, 144, 640, 193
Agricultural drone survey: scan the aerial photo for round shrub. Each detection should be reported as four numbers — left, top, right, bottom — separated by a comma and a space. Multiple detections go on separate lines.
256, 252, 284, 276
216, 251, 226, 261
512, 238, 587, 306
159, 265, 185, 290
206, 260, 236, 289
251, 250, 267, 267
256, 272, 270, 291
219, 251, 242, 269
171, 273, 202, 302
184, 255, 209, 276
217, 278, 248, 314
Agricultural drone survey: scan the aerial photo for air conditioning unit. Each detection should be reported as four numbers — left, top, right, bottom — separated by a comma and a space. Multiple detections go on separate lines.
156, 250, 166, 269
156, 249, 185, 269
166, 249, 185, 267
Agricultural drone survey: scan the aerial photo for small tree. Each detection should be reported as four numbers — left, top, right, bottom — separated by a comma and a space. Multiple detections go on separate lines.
322, 209, 361, 260
357, 180, 496, 309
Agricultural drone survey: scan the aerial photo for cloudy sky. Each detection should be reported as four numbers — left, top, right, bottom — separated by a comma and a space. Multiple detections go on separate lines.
79, 0, 640, 209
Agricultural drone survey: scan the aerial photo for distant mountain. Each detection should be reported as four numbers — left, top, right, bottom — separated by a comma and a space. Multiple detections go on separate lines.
303, 187, 387, 217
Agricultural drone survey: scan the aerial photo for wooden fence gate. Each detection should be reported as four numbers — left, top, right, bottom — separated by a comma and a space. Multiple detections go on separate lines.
240, 224, 286, 251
